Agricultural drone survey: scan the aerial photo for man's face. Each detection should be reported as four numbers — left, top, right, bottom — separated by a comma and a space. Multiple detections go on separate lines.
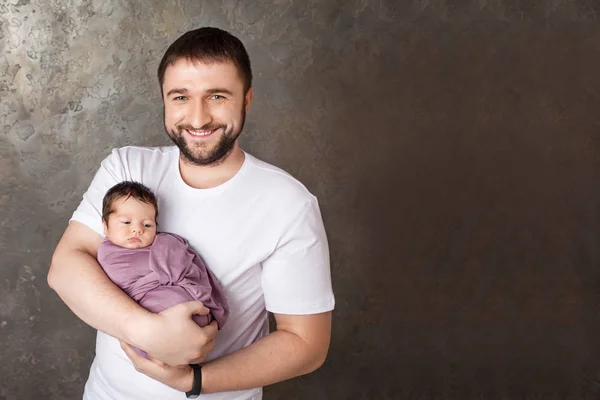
103, 196, 157, 249
162, 58, 252, 166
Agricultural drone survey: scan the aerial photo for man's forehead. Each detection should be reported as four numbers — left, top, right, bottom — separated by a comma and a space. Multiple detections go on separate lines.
163, 58, 241, 83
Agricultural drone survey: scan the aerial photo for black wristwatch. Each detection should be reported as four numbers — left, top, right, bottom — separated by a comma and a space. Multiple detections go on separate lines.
185, 364, 202, 399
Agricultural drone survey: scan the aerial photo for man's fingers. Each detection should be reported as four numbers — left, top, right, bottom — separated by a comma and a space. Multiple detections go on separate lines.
120, 341, 140, 361
186, 323, 218, 364
204, 320, 218, 339
158, 301, 210, 318
120, 341, 146, 370
147, 354, 166, 367
187, 301, 210, 316
120, 340, 133, 355
189, 338, 216, 365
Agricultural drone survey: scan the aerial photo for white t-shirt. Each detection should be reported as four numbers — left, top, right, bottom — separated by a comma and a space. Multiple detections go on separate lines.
71, 146, 335, 400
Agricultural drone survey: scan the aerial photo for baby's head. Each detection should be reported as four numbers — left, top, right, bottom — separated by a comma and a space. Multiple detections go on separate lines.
102, 181, 158, 249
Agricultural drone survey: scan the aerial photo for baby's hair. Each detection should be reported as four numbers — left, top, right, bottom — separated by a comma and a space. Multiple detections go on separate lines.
102, 181, 159, 222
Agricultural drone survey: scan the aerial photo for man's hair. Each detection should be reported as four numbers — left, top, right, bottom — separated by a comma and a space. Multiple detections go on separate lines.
102, 181, 158, 222
157, 27, 253, 94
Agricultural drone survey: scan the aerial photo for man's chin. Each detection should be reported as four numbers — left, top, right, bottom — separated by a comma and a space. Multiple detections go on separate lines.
181, 154, 220, 166
171, 130, 239, 166
179, 144, 234, 166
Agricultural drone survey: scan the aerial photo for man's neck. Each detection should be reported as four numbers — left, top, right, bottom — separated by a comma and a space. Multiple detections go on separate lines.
179, 145, 245, 189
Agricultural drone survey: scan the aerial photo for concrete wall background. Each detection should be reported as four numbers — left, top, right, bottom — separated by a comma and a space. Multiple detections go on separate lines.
1, 0, 599, 398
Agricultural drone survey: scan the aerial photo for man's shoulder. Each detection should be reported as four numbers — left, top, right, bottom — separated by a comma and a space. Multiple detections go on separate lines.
244, 153, 315, 202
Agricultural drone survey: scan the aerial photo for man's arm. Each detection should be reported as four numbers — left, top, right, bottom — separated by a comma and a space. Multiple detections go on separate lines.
122, 311, 332, 393
194, 197, 335, 391
48, 221, 217, 366
201, 311, 332, 393
48, 221, 144, 340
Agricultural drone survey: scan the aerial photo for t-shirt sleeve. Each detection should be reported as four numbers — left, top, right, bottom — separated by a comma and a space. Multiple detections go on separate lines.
70, 149, 128, 236
261, 197, 335, 315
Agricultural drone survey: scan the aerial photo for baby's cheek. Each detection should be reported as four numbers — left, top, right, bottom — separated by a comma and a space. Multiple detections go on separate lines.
148, 232, 158, 243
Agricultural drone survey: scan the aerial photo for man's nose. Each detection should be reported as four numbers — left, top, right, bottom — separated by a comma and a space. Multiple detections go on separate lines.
189, 101, 212, 128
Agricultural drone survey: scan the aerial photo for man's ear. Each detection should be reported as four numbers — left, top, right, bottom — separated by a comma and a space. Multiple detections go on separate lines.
244, 87, 253, 112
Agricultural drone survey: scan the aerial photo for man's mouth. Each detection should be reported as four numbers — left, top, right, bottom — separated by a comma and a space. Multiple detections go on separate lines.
185, 128, 218, 137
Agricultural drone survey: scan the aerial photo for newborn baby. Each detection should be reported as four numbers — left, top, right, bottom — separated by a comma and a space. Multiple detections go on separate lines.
98, 181, 229, 358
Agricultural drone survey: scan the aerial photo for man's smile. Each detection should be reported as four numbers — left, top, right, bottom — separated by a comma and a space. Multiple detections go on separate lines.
185, 128, 218, 138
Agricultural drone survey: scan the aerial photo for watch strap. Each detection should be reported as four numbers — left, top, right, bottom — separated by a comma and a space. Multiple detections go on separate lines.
185, 364, 202, 398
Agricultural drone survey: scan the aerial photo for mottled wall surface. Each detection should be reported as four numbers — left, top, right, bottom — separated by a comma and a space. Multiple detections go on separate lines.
1, 0, 599, 399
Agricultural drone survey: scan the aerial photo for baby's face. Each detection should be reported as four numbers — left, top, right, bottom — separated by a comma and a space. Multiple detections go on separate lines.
103, 196, 157, 249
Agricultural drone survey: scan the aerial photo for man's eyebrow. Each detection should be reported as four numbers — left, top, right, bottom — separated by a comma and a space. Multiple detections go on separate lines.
206, 88, 234, 96
166, 88, 189, 97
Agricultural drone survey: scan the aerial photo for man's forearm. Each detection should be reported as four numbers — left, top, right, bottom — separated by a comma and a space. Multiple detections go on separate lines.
200, 327, 328, 394
48, 247, 150, 346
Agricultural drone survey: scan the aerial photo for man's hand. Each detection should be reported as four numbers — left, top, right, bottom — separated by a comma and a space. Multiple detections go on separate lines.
120, 341, 194, 392
136, 302, 219, 366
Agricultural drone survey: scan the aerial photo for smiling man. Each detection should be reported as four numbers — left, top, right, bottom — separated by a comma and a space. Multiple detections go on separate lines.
48, 27, 335, 400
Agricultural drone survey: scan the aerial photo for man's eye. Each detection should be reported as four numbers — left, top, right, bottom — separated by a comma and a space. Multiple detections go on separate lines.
174, 96, 187, 101
210, 95, 225, 100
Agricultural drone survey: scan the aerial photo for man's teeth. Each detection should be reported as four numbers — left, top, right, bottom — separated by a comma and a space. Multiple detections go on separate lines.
188, 129, 214, 136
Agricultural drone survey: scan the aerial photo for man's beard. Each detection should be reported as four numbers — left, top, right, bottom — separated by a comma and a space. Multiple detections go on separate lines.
166, 108, 246, 166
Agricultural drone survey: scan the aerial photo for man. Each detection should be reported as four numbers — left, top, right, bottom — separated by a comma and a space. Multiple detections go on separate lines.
48, 27, 334, 399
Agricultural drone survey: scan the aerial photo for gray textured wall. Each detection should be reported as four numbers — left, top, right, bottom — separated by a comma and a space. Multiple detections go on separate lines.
1, 0, 599, 399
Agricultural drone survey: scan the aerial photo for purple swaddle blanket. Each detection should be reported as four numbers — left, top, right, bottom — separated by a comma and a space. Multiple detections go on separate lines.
97, 232, 229, 358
